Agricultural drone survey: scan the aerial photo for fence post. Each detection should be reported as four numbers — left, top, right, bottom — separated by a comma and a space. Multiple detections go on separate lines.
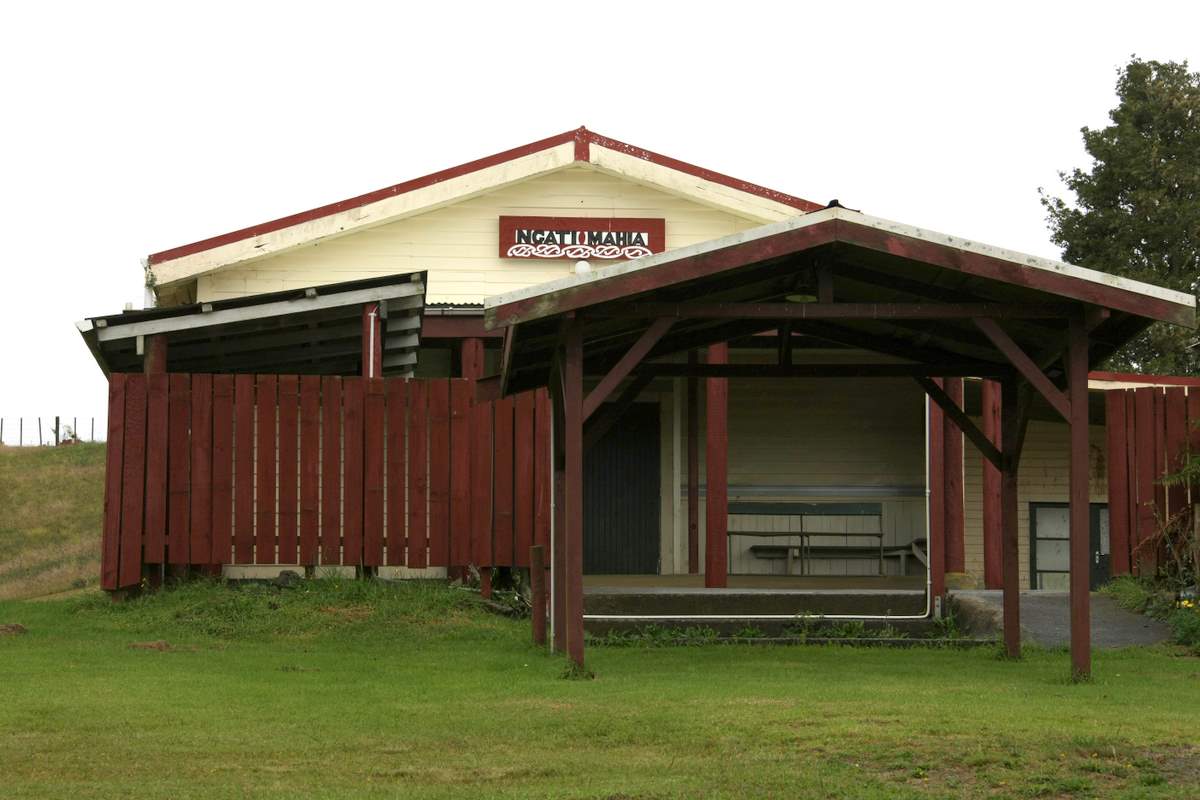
91, 417, 95, 442
19, 418, 23, 446
55, 416, 60, 446
38, 418, 43, 446
530, 544, 546, 647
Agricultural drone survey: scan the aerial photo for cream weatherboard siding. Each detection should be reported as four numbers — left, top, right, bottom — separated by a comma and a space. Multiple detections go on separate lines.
961, 419, 1107, 588
194, 166, 775, 305
657, 373, 930, 576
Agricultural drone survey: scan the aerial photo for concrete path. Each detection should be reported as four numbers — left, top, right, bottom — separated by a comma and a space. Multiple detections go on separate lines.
952, 590, 1172, 648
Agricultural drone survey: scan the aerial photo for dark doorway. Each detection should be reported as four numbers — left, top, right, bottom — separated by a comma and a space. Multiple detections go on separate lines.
584, 402, 661, 574
1029, 503, 1111, 590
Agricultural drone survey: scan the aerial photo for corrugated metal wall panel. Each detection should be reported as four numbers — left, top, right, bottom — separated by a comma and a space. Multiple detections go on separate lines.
584, 403, 660, 574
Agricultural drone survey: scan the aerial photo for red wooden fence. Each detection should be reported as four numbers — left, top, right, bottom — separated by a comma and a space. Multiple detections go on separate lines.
1105, 386, 1198, 576
101, 373, 551, 591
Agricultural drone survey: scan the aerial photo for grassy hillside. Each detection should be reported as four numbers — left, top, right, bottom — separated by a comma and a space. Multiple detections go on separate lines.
1, 580, 1198, 798
0, 443, 105, 599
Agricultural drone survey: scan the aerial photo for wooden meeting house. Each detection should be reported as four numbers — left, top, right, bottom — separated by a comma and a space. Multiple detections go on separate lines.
82, 128, 1197, 679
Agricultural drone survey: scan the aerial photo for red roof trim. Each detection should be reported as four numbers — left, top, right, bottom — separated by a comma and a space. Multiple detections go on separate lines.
1089, 370, 1200, 387
147, 127, 821, 267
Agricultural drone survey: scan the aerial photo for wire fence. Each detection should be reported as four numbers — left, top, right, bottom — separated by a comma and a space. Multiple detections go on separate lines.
0, 416, 102, 447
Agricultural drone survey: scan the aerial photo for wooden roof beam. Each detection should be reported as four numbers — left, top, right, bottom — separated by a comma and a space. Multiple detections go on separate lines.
584, 374, 656, 452
592, 302, 1080, 321
634, 362, 1009, 379
974, 317, 1071, 421
792, 320, 991, 368
582, 318, 673, 421
916, 376, 1003, 470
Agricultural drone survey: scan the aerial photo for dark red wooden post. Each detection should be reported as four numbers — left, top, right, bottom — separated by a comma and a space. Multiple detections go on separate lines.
1000, 377, 1022, 658
704, 343, 729, 589
101, 375, 127, 592
143, 334, 168, 375
143, 335, 167, 588
362, 303, 383, 379
550, 358, 567, 654
530, 544, 547, 647
981, 380, 1003, 588
943, 378, 965, 575
461, 337, 485, 381
1133, 387, 1157, 573
1067, 320, 1091, 680
460, 337, 488, 593
563, 317, 586, 668
552, 466, 566, 653
687, 351, 699, 574
927, 381, 946, 602
1105, 390, 1131, 576
360, 303, 383, 577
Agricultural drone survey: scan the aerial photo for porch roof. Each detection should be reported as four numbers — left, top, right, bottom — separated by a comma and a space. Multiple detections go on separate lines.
76, 271, 426, 376
484, 206, 1196, 395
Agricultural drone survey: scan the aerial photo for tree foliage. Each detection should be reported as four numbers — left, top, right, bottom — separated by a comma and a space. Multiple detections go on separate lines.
1041, 57, 1200, 374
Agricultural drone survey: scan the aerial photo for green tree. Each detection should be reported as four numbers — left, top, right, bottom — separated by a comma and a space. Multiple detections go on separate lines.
1041, 57, 1200, 374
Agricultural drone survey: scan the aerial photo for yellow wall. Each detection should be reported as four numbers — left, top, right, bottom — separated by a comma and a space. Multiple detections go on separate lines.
659, 368, 931, 576
962, 419, 1107, 588
195, 166, 770, 305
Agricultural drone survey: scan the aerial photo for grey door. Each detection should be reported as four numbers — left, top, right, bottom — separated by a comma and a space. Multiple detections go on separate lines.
1029, 503, 1110, 590
583, 403, 660, 574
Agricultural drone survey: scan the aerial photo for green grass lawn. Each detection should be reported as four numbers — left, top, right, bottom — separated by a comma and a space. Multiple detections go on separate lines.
2, 580, 1198, 799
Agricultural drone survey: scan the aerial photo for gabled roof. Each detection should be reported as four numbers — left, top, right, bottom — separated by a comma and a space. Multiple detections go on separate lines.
148, 127, 823, 289
485, 206, 1196, 395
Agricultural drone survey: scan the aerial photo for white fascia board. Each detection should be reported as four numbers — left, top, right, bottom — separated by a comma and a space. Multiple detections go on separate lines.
484, 207, 1195, 315
151, 142, 578, 288
588, 143, 803, 224
846, 211, 1195, 307
95, 281, 424, 342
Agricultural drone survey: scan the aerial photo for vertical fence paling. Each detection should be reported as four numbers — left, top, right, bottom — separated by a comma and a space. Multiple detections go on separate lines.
449, 380, 472, 568
213, 376, 235, 566
299, 376, 321, 565
407, 381, 428, 569
278, 376, 300, 565
99, 374, 552, 590
343, 378, 365, 567
385, 379, 408, 567
100, 376, 126, 590
428, 380, 451, 568
363, 379, 385, 567
168, 375, 191, 566
144, 375, 169, 565
1106, 385, 1197, 575
190, 374, 214, 566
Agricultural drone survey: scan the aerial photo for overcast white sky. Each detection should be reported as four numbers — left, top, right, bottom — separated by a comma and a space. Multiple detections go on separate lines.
1, 1, 1197, 443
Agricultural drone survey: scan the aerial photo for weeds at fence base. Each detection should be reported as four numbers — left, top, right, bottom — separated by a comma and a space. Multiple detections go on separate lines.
559, 661, 595, 681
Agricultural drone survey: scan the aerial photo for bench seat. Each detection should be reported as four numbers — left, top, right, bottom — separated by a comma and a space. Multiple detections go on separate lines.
749, 543, 917, 574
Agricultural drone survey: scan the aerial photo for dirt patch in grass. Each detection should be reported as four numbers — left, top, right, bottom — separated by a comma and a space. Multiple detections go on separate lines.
0, 623, 28, 636
857, 741, 1200, 798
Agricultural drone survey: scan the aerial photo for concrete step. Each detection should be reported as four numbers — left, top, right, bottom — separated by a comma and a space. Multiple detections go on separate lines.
584, 588, 927, 618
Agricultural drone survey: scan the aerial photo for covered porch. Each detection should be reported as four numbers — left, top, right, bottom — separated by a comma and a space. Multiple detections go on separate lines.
484, 205, 1195, 679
